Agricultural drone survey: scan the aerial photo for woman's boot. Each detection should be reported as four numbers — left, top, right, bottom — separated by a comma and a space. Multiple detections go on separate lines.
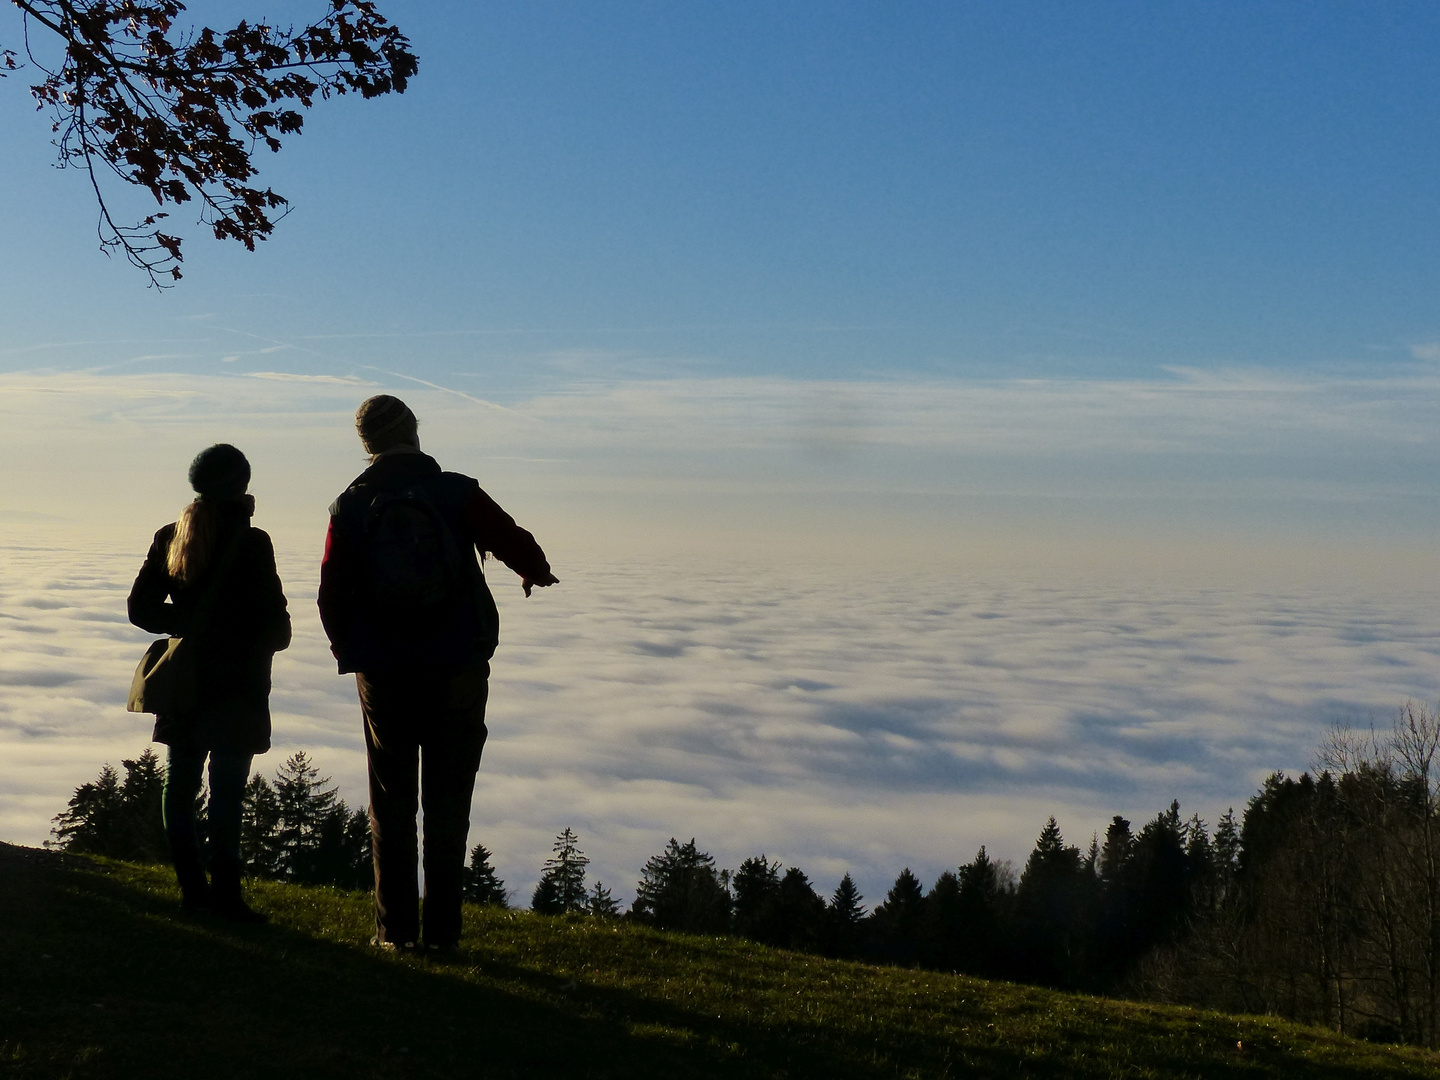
171, 844, 210, 912
209, 852, 267, 924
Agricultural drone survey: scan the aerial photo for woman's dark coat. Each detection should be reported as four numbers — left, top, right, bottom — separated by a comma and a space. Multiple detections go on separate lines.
128, 505, 291, 754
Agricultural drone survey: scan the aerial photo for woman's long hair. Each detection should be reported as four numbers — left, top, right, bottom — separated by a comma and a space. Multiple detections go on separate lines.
166, 498, 222, 583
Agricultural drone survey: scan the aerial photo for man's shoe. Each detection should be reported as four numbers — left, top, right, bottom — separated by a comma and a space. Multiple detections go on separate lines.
370, 936, 418, 952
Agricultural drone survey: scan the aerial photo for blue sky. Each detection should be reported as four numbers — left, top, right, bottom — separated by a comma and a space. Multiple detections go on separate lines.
3, 1, 1439, 384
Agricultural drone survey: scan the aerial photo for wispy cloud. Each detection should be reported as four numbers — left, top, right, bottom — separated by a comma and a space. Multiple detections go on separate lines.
0, 341, 106, 356
4, 364, 1440, 549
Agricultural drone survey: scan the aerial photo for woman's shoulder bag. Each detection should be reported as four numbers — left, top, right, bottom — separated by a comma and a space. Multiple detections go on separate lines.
127, 530, 247, 716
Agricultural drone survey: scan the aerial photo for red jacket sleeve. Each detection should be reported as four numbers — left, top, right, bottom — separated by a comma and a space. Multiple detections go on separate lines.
317, 518, 357, 666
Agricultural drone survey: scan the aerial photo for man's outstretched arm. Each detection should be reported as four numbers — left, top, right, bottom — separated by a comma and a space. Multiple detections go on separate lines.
466, 486, 557, 597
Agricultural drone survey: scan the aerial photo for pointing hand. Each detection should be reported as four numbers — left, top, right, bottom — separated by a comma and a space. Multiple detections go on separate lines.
523, 571, 559, 598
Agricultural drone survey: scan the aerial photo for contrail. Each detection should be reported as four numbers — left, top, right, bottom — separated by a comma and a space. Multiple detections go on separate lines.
221, 326, 326, 358
215, 327, 538, 422
360, 366, 539, 422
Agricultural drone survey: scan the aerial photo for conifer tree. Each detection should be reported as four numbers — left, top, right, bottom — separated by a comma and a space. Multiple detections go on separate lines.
919, 870, 964, 971
311, 801, 370, 889
240, 771, 283, 877
877, 868, 925, 922
1184, 815, 1215, 909
530, 874, 561, 914
587, 882, 620, 918
50, 750, 167, 860
818, 873, 867, 958
829, 873, 866, 924
345, 806, 371, 887
1126, 801, 1191, 956
117, 749, 168, 861
1213, 808, 1241, 887
869, 867, 926, 964
1016, 818, 1090, 986
1099, 816, 1133, 886
532, 828, 588, 914
272, 751, 338, 881
776, 866, 826, 950
956, 847, 1009, 976
1095, 817, 1135, 977
732, 855, 782, 940
632, 838, 731, 933
50, 762, 123, 855
464, 844, 509, 907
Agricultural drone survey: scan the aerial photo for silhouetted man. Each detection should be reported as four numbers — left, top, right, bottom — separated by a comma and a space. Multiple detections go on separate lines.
318, 395, 557, 950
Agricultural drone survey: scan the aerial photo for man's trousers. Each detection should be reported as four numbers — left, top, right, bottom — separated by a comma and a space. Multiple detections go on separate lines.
357, 661, 489, 947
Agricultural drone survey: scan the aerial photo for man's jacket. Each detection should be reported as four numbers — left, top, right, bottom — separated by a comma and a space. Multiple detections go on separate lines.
318, 452, 551, 675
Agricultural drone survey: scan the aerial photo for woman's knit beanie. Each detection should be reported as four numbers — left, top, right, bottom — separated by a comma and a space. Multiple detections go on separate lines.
188, 444, 251, 500
355, 395, 418, 454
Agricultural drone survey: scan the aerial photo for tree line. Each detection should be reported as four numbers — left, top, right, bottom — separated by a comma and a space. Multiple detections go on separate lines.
1141, 705, 1440, 1047
52, 749, 371, 890
52, 705, 1440, 1047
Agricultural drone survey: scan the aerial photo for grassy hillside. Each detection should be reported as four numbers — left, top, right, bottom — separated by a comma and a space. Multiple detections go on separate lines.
2, 843, 1436, 1079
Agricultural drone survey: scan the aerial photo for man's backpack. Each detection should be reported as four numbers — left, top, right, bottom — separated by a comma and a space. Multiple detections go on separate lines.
362, 485, 469, 619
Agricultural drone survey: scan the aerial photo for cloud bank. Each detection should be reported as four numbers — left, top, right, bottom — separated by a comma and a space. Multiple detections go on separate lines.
5, 364, 1440, 556
3, 534, 1435, 907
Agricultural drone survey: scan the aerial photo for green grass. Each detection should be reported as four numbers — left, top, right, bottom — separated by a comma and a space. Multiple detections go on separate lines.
2, 843, 1436, 1079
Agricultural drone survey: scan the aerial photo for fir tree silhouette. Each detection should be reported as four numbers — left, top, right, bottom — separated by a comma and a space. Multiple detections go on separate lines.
776, 866, 826, 950
587, 882, 620, 918
240, 772, 283, 877
272, 751, 337, 881
532, 828, 588, 914
732, 855, 782, 940
956, 847, 1010, 976
829, 873, 866, 924
870, 867, 926, 964
50, 750, 166, 860
632, 838, 731, 933
464, 844, 509, 907
824, 872, 867, 957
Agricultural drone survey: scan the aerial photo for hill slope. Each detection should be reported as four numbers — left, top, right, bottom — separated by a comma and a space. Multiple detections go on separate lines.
2, 842, 1436, 1079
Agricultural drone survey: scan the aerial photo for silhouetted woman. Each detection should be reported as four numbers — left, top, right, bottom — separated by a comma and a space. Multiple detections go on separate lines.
128, 444, 291, 921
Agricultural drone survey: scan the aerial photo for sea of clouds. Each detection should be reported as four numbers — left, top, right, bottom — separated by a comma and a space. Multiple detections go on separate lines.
3, 364, 1440, 906
4, 532, 1437, 908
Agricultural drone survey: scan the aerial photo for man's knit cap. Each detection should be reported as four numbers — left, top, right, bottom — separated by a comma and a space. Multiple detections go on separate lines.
355, 395, 418, 454
188, 443, 251, 500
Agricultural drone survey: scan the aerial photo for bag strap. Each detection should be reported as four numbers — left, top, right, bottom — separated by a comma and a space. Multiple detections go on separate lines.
184, 529, 248, 640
